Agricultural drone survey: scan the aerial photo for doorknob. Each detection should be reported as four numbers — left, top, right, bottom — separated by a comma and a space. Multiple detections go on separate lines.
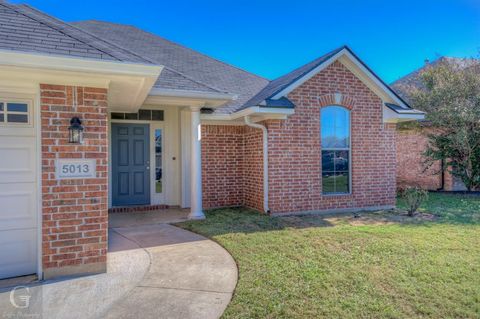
146, 166, 150, 170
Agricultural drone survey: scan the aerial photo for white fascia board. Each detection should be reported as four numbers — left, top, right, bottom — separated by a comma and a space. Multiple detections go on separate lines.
0, 49, 162, 77
383, 105, 425, 123
149, 87, 237, 102
271, 48, 410, 110
201, 106, 295, 122
0, 49, 163, 111
342, 50, 409, 108
271, 49, 346, 100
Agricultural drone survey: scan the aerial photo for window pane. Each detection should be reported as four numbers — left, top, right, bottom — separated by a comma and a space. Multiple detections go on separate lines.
7, 103, 28, 112
335, 172, 349, 193
334, 150, 349, 171
322, 151, 334, 171
321, 106, 349, 148
111, 112, 124, 120
0, 102, 3, 111
7, 114, 28, 123
322, 172, 336, 194
0, 114, 3, 122
321, 107, 335, 147
139, 110, 151, 120
152, 110, 164, 121
155, 129, 162, 193
322, 172, 349, 194
124, 113, 138, 120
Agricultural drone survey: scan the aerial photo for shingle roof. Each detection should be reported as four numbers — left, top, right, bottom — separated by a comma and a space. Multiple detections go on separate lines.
241, 46, 345, 110
0, 2, 223, 95
0, 3, 152, 63
72, 20, 269, 113
156, 67, 222, 93
0, 3, 408, 115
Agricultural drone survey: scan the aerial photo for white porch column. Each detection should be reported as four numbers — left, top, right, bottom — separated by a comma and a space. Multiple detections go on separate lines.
188, 105, 205, 219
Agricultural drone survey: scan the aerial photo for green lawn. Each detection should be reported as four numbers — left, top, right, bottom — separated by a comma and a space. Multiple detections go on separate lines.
177, 193, 480, 319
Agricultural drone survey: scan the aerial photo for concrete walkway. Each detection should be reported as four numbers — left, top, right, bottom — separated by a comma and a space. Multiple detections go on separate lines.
0, 213, 237, 319
104, 223, 238, 319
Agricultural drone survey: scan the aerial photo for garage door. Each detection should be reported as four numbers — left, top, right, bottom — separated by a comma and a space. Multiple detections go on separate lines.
0, 99, 38, 279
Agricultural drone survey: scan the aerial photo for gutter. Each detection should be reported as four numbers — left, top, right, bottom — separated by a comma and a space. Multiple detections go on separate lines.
244, 116, 270, 214
0, 49, 163, 77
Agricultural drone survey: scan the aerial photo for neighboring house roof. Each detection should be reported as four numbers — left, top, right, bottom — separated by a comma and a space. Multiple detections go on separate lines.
391, 57, 479, 103
71, 20, 269, 113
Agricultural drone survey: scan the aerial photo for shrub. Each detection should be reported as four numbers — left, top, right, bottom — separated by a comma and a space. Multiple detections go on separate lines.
401, 187, 429, 216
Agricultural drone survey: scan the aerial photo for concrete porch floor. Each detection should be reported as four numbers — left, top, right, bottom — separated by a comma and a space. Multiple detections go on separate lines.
108, 207, 190, 228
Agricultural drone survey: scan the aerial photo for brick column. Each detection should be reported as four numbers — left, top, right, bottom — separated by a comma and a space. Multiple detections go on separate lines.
40, 84, 108, 279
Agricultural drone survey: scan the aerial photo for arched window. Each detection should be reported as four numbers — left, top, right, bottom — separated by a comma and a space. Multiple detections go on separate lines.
321, 106, 350, 194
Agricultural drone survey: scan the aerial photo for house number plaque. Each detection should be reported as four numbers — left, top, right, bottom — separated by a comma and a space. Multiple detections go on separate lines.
56, 159, 97, 179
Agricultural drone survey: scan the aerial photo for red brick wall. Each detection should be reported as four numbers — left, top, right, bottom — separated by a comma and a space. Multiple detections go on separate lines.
40, 84, 108, 278
395, 127, 466, 191
202, 125, 245, 209
396, 128, 442, 190
201, 125, 264, 211
243, 126, 264, 212
202, 61, 399, 214
267, 61, 397, 213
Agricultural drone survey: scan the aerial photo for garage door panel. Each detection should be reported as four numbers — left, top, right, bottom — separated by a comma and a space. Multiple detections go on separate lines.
0, 135, 36, 183
0, 183, 36, 231
0, 229, 37, 279
0, 97, 38, 280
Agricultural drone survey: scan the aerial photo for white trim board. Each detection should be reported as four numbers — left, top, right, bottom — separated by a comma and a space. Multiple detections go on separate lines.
270, 47, 410, 109
201, 106, 294, 122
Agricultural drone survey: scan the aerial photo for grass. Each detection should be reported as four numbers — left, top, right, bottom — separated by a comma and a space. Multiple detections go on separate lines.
177, 193, 480, 319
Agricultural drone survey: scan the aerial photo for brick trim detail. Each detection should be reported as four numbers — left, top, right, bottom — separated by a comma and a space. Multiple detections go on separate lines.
318, 93, 355, 110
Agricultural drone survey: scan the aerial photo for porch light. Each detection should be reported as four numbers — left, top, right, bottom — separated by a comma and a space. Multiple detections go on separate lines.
68, 117, 84, 144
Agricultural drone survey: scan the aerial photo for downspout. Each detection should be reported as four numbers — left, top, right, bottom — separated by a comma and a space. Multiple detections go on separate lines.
244, 116, 270, 214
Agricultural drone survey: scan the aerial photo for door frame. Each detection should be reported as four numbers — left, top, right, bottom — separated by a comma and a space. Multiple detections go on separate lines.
109, 119, 166, 207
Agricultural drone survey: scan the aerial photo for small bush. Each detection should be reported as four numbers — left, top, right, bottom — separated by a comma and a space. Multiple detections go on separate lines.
401, 187, 429, 216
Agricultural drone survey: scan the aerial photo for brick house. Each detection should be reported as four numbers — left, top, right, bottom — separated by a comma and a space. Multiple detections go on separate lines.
392, 58, 469, 191
0, 2, 423, 281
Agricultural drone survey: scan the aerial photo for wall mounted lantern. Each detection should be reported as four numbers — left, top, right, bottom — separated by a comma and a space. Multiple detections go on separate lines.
68, 117, 84, 144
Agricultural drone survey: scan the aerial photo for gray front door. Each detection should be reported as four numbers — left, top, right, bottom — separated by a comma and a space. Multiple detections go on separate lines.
112, 123, 150, 206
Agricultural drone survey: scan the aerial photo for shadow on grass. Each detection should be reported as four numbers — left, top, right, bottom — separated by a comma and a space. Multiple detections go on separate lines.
178, 192, 480, 237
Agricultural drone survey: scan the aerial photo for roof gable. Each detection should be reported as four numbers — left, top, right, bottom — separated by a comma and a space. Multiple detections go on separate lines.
243, 46, 412, 110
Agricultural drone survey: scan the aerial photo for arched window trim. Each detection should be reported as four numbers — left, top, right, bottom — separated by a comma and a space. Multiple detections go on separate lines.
321, 105, 351, 195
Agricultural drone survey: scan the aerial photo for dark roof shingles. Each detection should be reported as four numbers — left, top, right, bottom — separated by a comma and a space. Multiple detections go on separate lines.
72, 20, 269, 113
241, 46, 345, 110
0, 3, 150, 63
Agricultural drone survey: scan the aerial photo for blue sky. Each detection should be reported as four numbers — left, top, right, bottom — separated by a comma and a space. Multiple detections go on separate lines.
11, 0, 480, 83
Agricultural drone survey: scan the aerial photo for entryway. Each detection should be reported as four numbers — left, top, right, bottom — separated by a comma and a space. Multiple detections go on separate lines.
111, 123, 151, 206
